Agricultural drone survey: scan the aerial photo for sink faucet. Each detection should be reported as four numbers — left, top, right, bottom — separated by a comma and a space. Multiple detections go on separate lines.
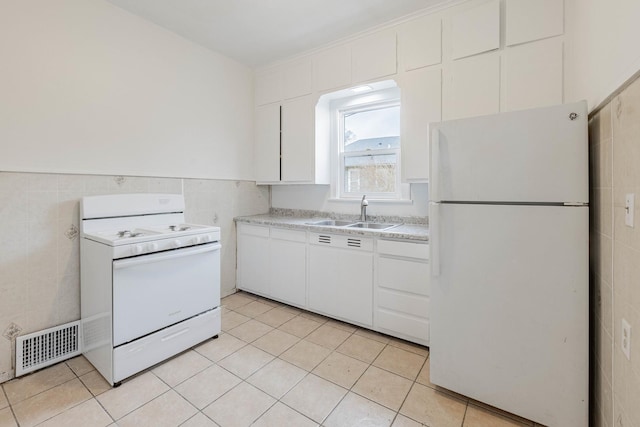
360, 195, 368, 222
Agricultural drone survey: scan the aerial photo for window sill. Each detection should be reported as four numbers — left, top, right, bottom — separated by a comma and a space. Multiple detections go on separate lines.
328, 198, 414, 205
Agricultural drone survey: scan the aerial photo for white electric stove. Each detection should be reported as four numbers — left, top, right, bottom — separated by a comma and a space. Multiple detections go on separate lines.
80, 193, 221, 386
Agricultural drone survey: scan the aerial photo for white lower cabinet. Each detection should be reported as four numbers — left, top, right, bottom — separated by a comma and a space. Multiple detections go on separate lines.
236, 224, 429, 345
375, 239, 430, 345
308, 233, 373, 326
269, 228, 306, 307
236, 223, 270, 295
237, 224, 307, 306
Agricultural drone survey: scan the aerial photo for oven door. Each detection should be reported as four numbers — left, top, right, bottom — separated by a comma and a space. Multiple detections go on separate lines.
112, 242, 221, 346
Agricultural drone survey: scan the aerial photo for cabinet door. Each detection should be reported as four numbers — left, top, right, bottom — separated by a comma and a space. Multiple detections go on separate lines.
444, 54, 500, 120
400, 67, 441, 182
309, 244, 373, 326
254, 104, 281, 183
351, 30, 397, 84
281, 95, 314, 182
283, 59, 313, 100
314, 45, 351, 92
255, 69, 283, 106
504, 38, 563, 112
505, 0, 563, 46
236, 224, 270, 295
399, 15, 442, 71
270, 230, 306, 307
451, 0, 500, 60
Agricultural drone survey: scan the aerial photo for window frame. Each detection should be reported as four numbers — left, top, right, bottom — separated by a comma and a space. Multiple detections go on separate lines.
331, 88, 406, 201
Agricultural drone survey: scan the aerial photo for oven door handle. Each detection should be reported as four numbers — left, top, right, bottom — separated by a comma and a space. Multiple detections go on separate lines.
113, 243, 221, 269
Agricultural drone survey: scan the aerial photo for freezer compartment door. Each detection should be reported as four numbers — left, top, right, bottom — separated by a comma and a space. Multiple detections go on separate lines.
430, 203, 588, 427
430, 101, 588, 203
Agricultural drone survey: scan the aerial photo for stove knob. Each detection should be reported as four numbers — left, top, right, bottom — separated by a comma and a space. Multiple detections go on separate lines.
172, 239, 182, 248
148, 242, 158, 252
132, 245, 144, 255
194, 236, 203, 244
203, 235, 211, 243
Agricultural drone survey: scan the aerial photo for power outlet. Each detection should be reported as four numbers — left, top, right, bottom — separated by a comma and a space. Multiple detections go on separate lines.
622, 318, 631, 360
625, 194, 635, 227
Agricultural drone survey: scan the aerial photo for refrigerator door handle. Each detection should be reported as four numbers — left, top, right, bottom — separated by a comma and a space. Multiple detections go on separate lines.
430, 129, 440, 201
430, 202, 440, 277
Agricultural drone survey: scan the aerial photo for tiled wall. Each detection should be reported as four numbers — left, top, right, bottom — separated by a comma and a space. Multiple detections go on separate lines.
0, 172, 269, 383
590, 75, 640, 427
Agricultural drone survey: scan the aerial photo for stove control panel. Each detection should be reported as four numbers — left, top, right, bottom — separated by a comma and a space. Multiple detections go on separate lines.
112, 231, 220, 259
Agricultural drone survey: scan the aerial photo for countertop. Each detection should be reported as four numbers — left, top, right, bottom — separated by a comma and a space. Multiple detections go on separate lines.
235, 212, 429, 242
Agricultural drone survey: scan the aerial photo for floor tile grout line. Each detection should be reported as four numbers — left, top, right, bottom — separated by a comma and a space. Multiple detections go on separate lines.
243, 295, 431, 425
227, 297, 430, 358
18, 378, 94, 427
221, 294, 436, 425
150, 350, 215, 389
114, 385, 199, 425
460, 401, 469, 427
4, 374, 85, 410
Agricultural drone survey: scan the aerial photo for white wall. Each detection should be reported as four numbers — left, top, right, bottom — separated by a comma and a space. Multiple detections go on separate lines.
0, 0, 254, 180
565, 0, 640, 111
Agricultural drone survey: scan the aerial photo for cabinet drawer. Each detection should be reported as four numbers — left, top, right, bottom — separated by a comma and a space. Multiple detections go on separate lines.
377, 288, 429, 318
309, 233, 373, 251
376, 309, 429, 343
377, 239, 429, 260
238, 223, 270, 238
271, 227, 306, 242
378, 257, 429, 296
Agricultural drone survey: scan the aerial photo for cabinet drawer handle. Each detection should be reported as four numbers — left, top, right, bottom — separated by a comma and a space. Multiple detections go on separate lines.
161, 328, 189, 342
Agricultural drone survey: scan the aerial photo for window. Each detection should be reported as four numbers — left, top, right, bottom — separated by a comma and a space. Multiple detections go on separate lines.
333, 88, 402, 199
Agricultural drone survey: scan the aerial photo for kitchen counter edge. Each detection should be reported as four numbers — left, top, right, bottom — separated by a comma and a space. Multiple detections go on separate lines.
234, 214, 429, 242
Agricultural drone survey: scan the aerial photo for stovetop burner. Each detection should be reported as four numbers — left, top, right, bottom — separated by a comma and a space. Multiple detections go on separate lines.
117, 230, 145, 238
169, 225, 191, 232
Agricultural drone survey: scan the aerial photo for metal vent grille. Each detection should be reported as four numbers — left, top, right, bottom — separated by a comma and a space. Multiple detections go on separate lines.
318, 235, 331, 244
347, 238, 362, 248
16, 321, 81, 377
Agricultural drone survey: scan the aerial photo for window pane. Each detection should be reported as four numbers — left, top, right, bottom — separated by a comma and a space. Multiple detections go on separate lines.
344, 153, 397, 193
344, 106, 400, 152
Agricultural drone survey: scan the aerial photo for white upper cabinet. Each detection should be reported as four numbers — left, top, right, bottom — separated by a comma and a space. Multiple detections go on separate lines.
504, 38, 563, 112
314, 45, 351, 93
283, 59, 313, 100
506, 0, 563, 46
255, 60, 313, 105
351, 29, 397, 84
399, 15, 442, 71
400, 67, 442, 182
451, 0, 500, 60
445, 54, 500, 120
254, 103, 281, 183
281, 95, 315, 182
255, 69, 283, 106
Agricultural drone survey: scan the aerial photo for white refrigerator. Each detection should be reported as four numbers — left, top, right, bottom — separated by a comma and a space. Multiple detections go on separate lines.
429, 101, 589, 427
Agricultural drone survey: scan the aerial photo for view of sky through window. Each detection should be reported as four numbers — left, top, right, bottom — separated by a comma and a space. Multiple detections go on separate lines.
344, 105, 400, 147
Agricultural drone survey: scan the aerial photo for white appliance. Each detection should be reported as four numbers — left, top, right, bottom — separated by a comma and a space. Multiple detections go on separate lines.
80, 193, 221, 386
429, 101, 589, 427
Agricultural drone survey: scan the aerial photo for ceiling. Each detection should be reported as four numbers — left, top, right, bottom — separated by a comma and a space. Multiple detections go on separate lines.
106, 0, 449, 67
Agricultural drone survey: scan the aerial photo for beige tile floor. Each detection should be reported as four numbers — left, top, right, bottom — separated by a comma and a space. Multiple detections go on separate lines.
0, 291, 545, 427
